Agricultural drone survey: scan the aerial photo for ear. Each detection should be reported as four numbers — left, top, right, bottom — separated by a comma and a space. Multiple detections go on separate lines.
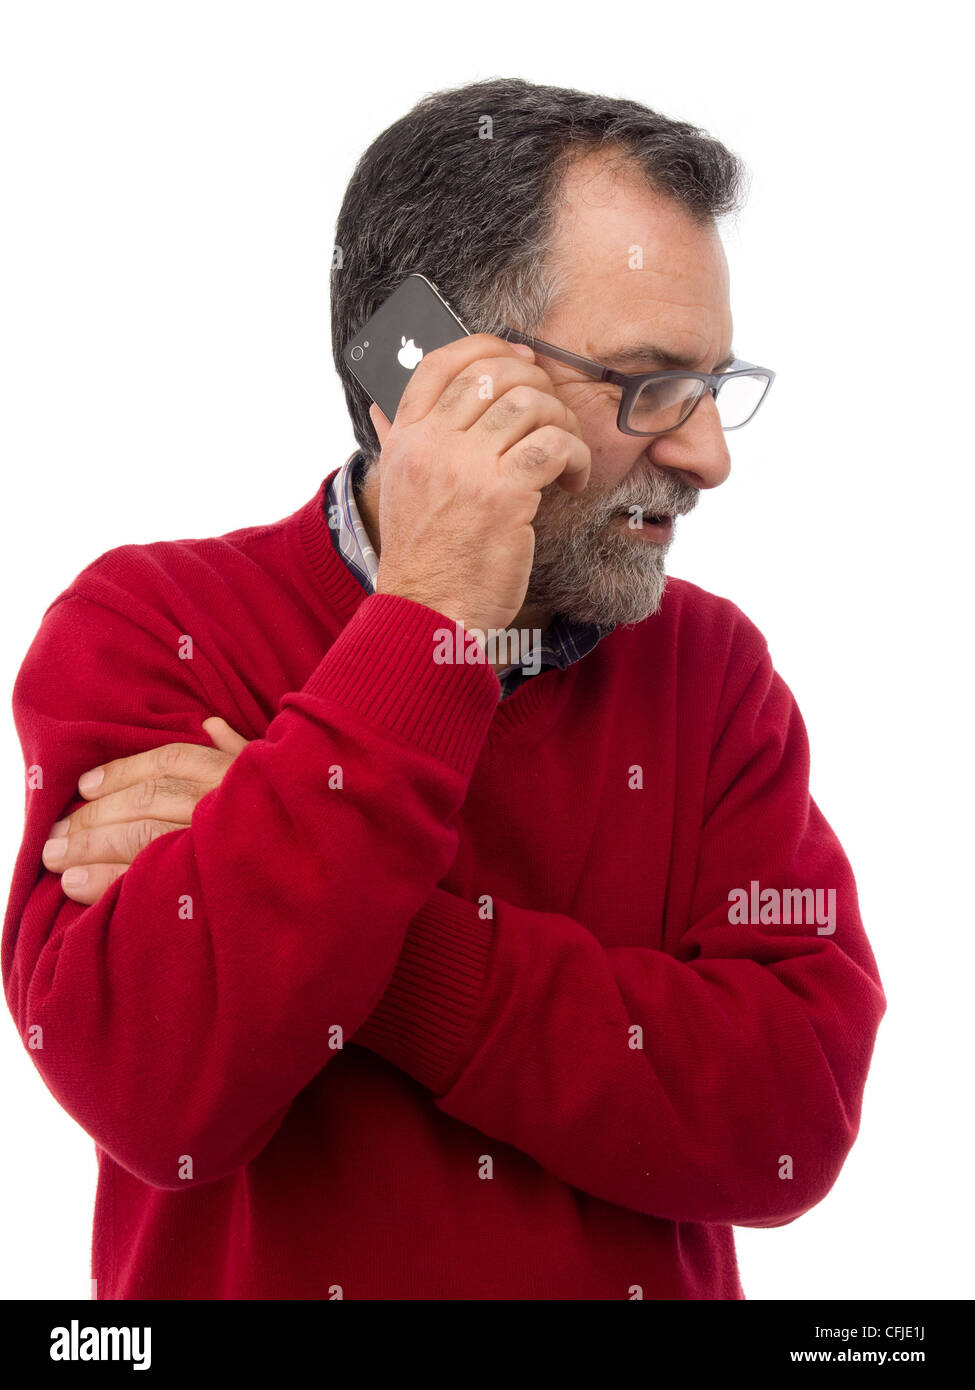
368, 402, 392, 451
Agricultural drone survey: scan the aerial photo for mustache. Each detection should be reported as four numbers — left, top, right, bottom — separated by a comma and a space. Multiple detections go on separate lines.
537, 470, 700, 524
603, 481, 699, 519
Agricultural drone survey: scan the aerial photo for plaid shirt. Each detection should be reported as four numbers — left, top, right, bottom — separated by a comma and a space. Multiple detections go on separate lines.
324, 451, 613, 700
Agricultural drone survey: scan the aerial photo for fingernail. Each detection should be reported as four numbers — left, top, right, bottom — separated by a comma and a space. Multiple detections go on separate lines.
510, 343, 534, 359
62, 868, 88, 887
79, 768, 104, 792
43, 837, 68, 861
50, 819, 70, 836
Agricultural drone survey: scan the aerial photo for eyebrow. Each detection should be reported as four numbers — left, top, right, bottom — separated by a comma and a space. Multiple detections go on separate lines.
601, 343, 736, 372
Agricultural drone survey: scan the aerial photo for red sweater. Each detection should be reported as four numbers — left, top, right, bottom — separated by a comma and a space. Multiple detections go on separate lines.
3, 469, 886, 1300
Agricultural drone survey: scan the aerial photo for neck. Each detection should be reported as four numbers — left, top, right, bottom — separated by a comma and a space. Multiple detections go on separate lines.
355, 459, 554, 676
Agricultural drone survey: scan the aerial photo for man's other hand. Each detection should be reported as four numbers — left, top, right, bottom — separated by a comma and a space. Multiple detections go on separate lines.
40, 717, 251, 905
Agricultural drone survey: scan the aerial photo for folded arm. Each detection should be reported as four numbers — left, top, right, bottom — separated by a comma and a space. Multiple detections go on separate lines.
3, 579, 498, 1189
354, 649, 888, 1226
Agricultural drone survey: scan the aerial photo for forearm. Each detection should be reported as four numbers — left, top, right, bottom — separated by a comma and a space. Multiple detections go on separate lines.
353, 651, 887, 1225
5, 592, 499, 1189
354, 871, 885, 1225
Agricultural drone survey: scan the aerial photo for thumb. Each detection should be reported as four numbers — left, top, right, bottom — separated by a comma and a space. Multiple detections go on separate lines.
202, 716, 250, 754
369, 401, 392, 451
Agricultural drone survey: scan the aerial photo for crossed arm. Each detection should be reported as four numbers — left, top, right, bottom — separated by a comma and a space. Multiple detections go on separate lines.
39, 715, 252, 905
33, 675, 886, 1227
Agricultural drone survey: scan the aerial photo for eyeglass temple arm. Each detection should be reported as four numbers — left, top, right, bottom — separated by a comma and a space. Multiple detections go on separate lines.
505, 327, 774, 389
502, 329, 613, 381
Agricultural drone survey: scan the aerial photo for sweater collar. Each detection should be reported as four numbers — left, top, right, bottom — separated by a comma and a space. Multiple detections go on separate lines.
295, 459, 615, 730
319, 452, 614, 696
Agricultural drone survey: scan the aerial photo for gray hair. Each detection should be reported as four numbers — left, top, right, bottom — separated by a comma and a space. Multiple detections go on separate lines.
330, 76, 750, 464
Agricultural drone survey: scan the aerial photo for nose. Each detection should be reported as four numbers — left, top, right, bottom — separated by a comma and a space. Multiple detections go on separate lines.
645, 388, 731, 491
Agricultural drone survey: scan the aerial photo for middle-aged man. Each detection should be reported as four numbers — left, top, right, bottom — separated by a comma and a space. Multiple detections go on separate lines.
4, 77, 886, 1300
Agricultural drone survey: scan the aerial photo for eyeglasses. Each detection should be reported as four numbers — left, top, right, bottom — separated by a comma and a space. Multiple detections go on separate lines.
502, 328, 775, 437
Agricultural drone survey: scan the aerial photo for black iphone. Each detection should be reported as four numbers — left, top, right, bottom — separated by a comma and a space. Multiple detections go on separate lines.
342, 273, 471, 423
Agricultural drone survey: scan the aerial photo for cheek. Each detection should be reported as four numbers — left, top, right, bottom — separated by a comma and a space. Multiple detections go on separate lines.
560, 385, 620, 452
563, 383, 616, 420
556, 386, 644, 492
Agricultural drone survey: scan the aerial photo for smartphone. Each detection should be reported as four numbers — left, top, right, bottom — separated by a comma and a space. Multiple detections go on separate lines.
342, 273, 471, 423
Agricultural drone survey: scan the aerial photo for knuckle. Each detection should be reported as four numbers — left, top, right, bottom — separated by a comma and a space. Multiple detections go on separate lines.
436, 371, 482, 411
132, 819, 157, 853
204, 751, 231, 781
134, 777, 158, 811
173, 776, 204, 802
535, 424, 569, 454
132, 817, 165, 850
513, 425, 577, 473
503, 384, 538, 412
483, 386, 534, 431
470, 354, 508, 378
155, 742, 184, 777
516, 441, 554, 471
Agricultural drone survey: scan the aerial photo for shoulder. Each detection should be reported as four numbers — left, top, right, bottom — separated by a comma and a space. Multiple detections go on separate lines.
654, 574, 770, 675
15, 505, 302, 718
38, 505, 299, 628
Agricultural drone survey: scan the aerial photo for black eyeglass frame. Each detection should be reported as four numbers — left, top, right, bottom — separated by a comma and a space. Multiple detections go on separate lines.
502, 328, 775, 437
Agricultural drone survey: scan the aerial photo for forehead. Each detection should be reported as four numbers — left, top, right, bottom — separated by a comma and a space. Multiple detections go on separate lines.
547, 149, 731, 348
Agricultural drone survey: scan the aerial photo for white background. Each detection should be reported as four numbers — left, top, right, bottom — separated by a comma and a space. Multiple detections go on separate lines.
1, 0, 971, 1302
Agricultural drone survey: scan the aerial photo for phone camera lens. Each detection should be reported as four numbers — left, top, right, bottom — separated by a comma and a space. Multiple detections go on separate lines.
351, 345, 364, 361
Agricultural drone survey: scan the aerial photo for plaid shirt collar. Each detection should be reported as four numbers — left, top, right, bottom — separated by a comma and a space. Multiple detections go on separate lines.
324, 451, 613, 700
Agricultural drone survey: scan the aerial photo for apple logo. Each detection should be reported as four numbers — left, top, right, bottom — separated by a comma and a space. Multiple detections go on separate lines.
397, 336, 424, 370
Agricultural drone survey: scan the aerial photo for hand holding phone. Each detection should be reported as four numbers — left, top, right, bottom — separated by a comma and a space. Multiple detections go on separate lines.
369, 329, 591, 637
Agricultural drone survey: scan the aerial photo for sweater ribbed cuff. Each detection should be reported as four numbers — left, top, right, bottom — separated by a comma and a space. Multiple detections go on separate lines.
295, 592, 500, 778
353, 888, 495, 1094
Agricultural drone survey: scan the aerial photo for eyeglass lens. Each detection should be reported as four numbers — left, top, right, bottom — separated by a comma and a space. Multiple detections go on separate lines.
627, 370, 769, 433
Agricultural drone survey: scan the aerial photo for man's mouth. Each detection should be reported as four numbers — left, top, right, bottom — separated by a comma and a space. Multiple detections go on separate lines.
613, 508, 671, 523
611, 509, 674, 542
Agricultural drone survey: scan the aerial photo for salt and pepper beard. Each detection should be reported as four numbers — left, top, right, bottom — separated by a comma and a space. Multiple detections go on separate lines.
524, 470, 700, 629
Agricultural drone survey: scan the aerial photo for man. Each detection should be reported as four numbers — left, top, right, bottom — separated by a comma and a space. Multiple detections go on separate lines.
3, 77, 886, 1300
